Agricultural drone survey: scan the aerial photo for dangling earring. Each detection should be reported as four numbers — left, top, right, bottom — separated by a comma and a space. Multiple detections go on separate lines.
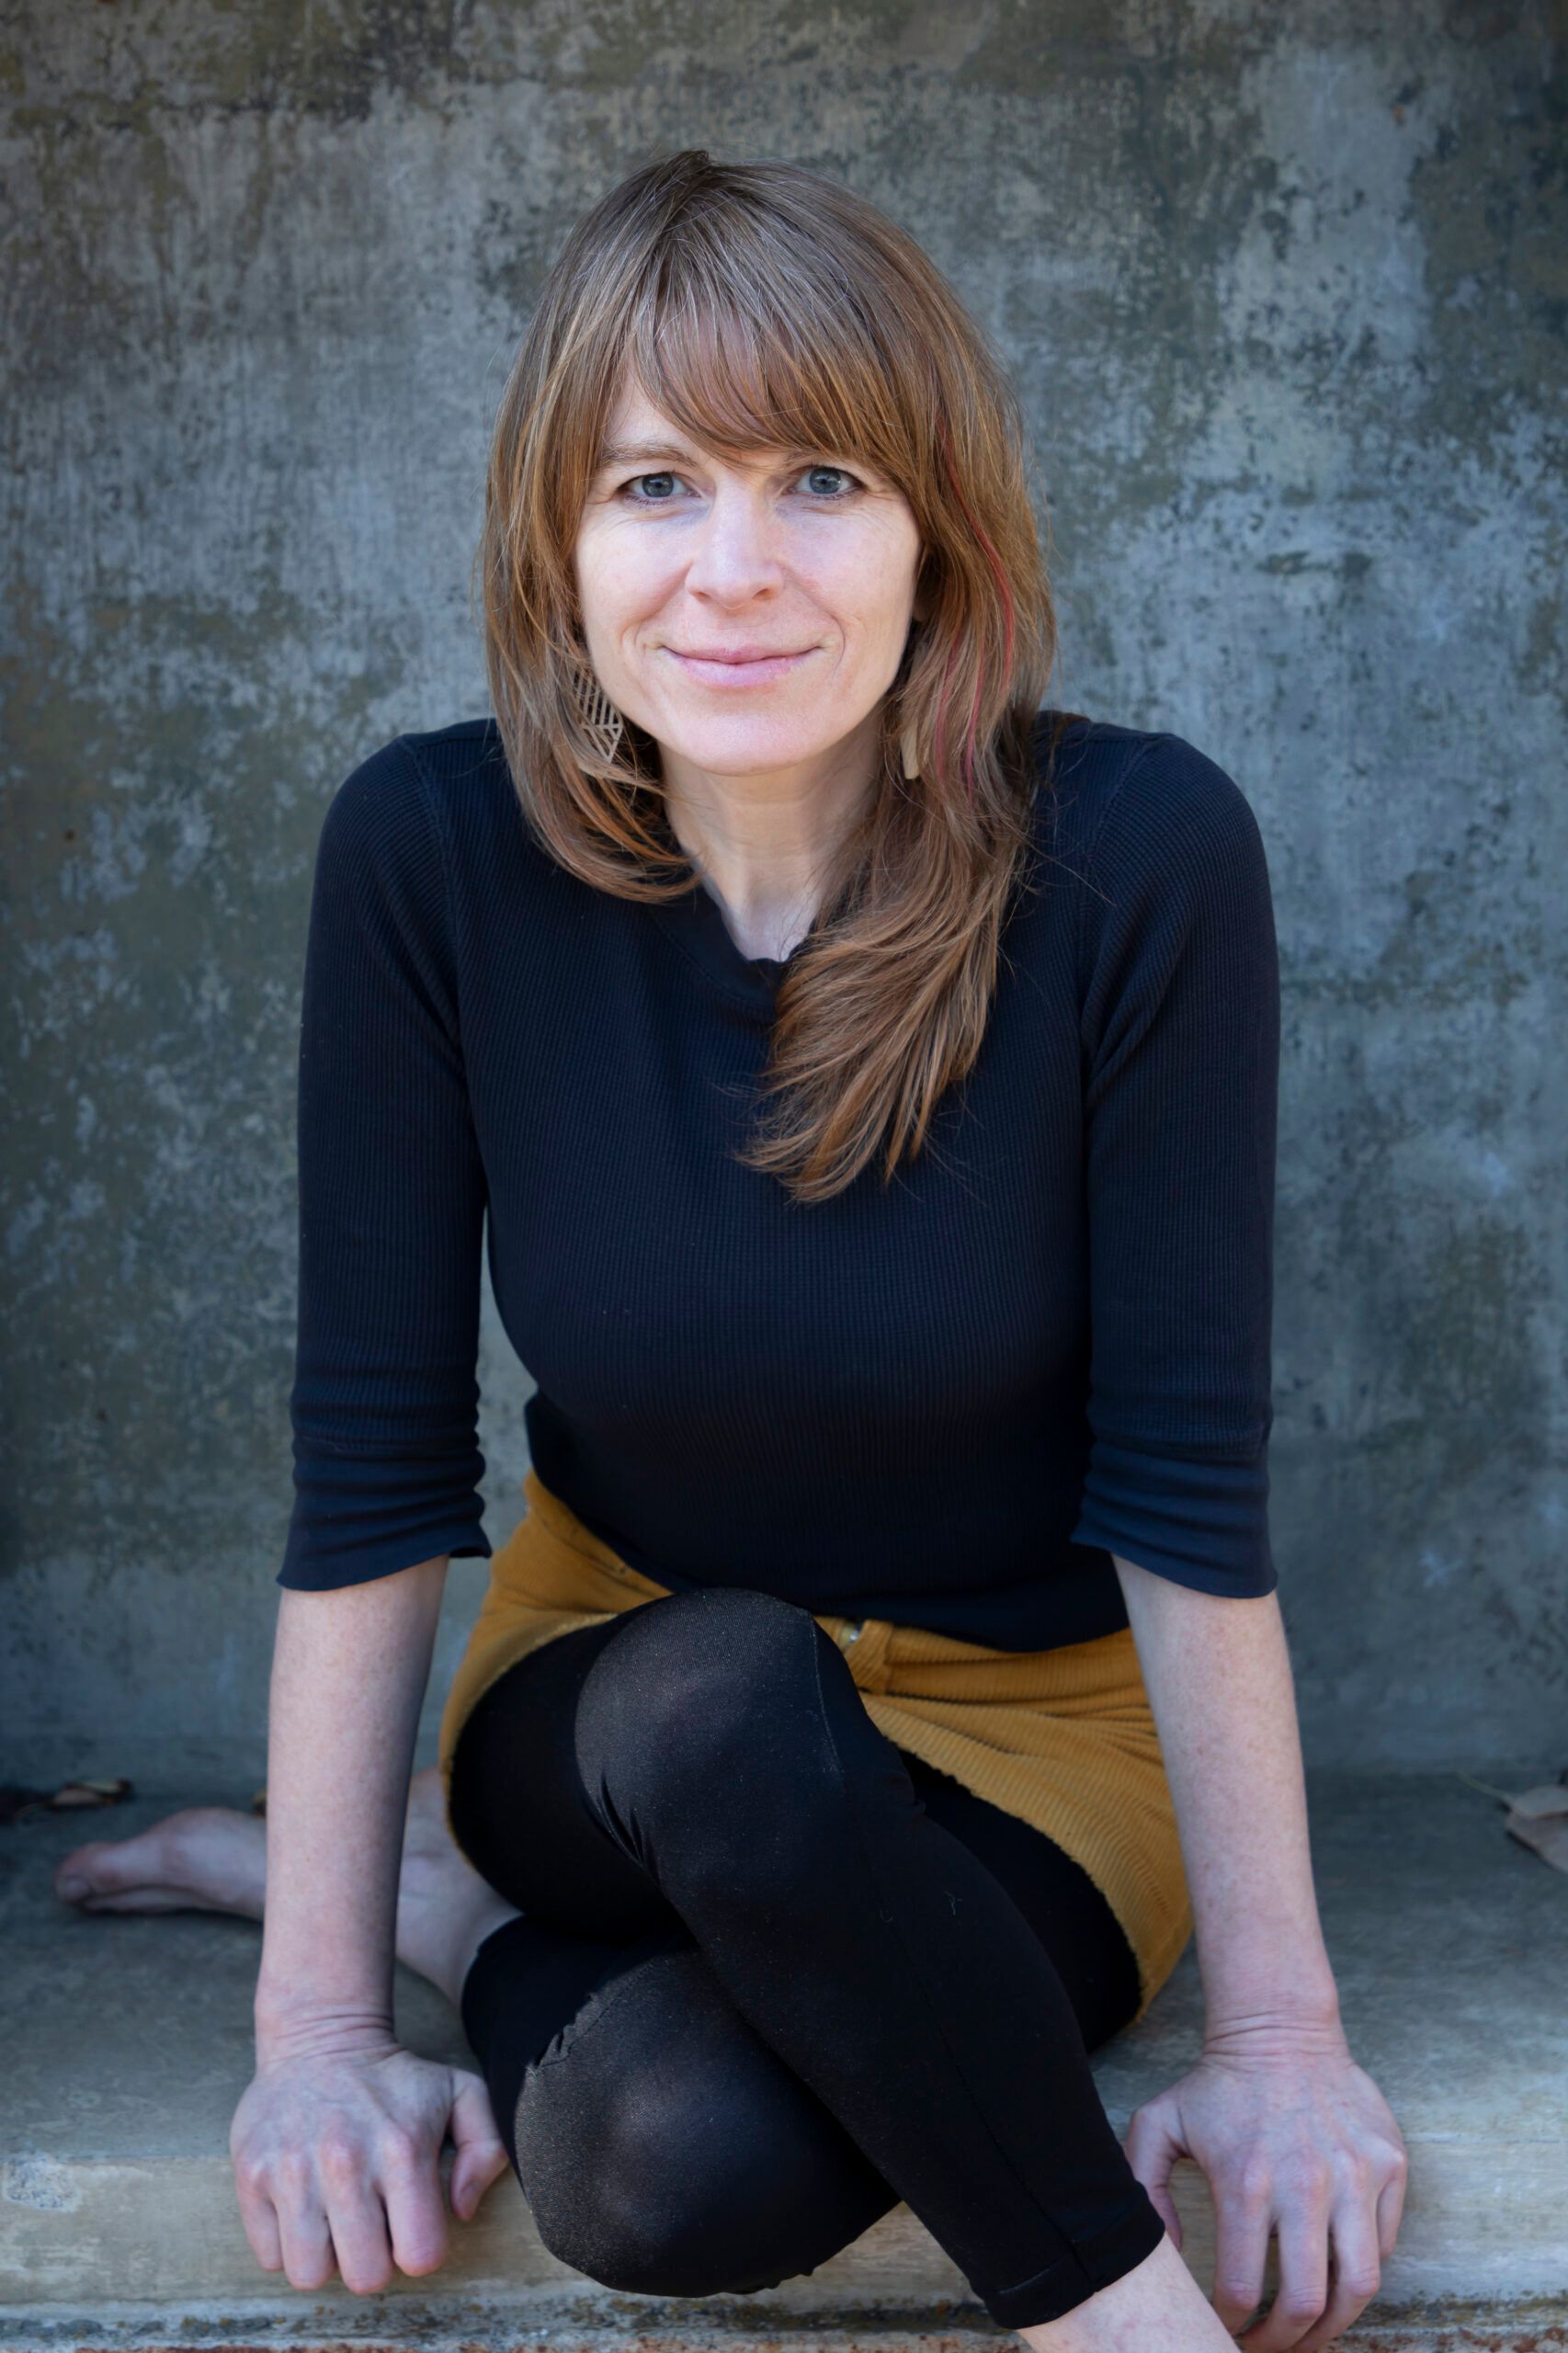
572, 664, 625, 763
897, 611, 925, 782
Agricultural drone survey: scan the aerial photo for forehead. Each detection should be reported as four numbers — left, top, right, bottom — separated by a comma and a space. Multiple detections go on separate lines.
598, 381, 690, 452
594, 374, 852, 472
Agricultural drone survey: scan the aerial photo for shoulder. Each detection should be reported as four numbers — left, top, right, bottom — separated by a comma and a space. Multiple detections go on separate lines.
1028, 712, 1274, 956
319, 716, 527, 878
397, 713, 512, 788
326, 716, 506, 827
1030, 710, 1267, 872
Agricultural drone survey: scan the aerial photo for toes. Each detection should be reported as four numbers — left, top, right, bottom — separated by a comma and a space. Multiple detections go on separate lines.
54, 1828, 168, 1904
55, 1845, 112, 1902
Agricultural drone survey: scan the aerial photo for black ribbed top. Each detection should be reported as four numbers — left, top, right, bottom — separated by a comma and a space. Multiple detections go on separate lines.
278, 711, 1280, 1650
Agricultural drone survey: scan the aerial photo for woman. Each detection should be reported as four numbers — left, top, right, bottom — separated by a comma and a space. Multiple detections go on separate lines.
55, 152, 1406, 2348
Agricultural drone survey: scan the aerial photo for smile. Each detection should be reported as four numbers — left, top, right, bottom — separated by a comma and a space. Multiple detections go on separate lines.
664, 648, 818, 688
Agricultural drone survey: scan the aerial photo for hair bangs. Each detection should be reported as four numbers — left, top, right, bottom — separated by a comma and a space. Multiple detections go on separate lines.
617, 241, 920, 493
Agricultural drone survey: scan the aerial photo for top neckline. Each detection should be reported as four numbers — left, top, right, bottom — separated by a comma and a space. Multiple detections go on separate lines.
649, 869, 812, 1019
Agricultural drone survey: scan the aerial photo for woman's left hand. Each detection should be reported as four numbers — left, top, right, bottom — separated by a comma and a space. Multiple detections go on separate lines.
1124, 2018, 1410, 2350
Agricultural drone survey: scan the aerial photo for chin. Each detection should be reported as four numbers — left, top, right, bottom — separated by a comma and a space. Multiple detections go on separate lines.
654, 719, 844, 775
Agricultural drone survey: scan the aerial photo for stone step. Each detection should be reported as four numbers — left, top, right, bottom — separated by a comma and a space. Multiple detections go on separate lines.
2, 1769, 1564, 2342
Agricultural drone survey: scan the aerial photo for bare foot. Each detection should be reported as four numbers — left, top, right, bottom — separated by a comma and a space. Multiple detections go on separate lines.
395, 1766, 521, 2008
52, 1767, 520, 2013
1016, 2229, 1235, 2349
53, 1803, 268, 1919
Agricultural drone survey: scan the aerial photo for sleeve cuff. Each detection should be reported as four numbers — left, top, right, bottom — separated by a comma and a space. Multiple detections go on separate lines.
277, 1519, 492, 1592
1071, 1443, 1276, 1598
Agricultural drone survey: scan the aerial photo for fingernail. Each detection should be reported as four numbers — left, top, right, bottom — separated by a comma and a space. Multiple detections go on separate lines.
59, 1877, 88, 1899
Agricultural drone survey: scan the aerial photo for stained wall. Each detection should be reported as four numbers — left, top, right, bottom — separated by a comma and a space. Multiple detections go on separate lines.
4, 3, 1562, 1781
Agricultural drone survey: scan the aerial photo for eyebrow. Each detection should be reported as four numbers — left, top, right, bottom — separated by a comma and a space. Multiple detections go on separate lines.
596, 438, 707, 472
594, 437, 854, 477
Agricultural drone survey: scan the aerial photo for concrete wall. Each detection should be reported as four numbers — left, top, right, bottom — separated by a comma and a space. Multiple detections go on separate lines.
4, 3, 1562, 1785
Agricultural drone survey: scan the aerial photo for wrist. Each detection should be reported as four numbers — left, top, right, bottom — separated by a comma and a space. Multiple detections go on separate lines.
1199, 1928, 1340, 2029
1202, 1984, 1347, 2061
255, 1985, 396, 2068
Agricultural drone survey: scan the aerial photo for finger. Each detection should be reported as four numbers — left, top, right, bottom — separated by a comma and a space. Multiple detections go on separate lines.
275, 2183, 338, 2294
1290, 2189, 1382, 2352
1375, 2149, 1409, 2258
381, 2140, 450, 2279
319, 2175, 396, 2298
233, 2175, 283, 2273
448, 2070, 511, 2222
1122, 2101, 1184, 2248
1241, 2200, 1328, 2353
1209, 2179, 1270, 2336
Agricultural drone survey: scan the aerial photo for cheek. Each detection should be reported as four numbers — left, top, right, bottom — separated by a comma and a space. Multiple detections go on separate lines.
577, 519, 642, 604
576, 564, 638, 670
825, 530, 920, 656
836, 581, 918, 668
592, 548, 673, 645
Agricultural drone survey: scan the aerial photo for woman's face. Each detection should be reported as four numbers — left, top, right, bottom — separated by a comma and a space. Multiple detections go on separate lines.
573, 379, 925, 785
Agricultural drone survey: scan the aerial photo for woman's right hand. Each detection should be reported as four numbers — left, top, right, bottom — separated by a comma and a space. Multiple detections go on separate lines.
229, 2036, 511, 2293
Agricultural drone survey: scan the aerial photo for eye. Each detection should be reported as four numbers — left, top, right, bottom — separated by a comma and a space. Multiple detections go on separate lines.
613, 460, 866, 506
619, 471, 689, 505
796, 463, 862, 499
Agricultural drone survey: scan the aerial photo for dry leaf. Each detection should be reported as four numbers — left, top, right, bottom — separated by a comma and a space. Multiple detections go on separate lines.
1506, 1808, 1568, 1875
48, 1777, 133, 1810
1503, 1782, 1568, 1822
1, 1777, 134, 1824
1455, 1768, 1568, 1878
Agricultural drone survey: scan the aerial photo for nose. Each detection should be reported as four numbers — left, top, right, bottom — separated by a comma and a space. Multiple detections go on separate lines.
682, 482, 786, 606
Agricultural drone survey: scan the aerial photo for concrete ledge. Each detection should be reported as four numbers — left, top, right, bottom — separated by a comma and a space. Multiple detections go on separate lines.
2, 1770, 1565, 2336
1, 2320, 1566, 2353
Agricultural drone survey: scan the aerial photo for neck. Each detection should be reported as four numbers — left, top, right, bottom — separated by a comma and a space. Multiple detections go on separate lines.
657, 721, 880, 963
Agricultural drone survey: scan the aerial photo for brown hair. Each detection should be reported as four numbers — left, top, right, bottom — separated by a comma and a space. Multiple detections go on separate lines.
475, 149, 1062, 1204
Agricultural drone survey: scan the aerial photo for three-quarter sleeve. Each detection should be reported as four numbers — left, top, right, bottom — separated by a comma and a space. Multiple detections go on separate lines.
1068, 733, 1280, 1598
277, 736, 492, 1590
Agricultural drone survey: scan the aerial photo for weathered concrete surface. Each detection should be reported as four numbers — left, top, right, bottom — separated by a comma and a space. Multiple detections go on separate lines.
3, 1772, 1566, 2333
0, 2326, 1564, 2353
1, 4, 1564, 1781
1, 2331, 1565, 2353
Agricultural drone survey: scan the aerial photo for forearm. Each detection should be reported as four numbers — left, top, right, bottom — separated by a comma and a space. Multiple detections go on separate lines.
255, 1557, 449, 2060
1112, 1560, 1343, 2040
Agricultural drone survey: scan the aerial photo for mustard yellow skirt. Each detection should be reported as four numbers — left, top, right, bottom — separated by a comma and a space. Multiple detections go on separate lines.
438, 1469, 1194, 2027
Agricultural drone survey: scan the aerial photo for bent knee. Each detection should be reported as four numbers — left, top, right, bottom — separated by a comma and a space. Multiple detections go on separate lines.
519, 2108, 796, 2298
528, 2198, 731, 2297
576, 1586, 837, 1800
513, 1938, 876, 2299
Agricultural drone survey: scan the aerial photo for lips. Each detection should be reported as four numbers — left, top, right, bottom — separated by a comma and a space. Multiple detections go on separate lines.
665, 646, 816, 687
676, 646, 808, 663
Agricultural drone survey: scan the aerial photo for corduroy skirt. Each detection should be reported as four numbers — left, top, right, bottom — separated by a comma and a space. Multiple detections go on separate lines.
438, 1469, 1193, 2027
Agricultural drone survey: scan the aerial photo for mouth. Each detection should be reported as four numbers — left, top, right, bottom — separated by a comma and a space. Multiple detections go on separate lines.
664, 646, 818, 688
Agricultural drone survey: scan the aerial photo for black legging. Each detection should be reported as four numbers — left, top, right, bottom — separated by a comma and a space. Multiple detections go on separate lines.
447, 1584, 1166, 2331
